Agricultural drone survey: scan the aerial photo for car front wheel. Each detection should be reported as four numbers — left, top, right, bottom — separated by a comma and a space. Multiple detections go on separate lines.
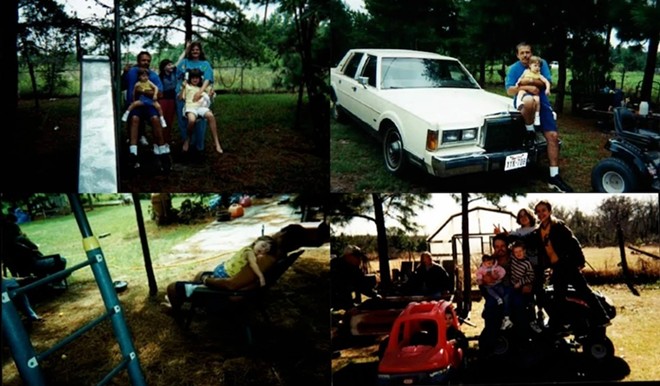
591, 157, 639, 192
383, 126, 407, 175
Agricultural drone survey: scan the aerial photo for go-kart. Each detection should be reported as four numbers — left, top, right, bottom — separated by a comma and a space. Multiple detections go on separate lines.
592, 106, 660, 192
377, 300, 465, 385
479, 284, 616, 362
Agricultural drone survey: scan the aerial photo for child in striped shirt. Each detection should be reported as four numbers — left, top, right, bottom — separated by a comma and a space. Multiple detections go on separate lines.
510, 240, 542, 333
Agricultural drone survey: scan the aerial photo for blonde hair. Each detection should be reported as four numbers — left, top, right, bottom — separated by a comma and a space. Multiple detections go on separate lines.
529, 56, 542, 65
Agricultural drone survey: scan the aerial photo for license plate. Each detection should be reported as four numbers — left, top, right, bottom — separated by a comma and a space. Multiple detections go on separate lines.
504, 152, 528, 171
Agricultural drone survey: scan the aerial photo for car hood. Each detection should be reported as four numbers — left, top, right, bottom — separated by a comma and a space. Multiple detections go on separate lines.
380, 88, 515, 126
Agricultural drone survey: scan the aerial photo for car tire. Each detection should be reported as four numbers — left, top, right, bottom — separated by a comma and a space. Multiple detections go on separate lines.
383, 126, 407, 175
591, 157, 639, 193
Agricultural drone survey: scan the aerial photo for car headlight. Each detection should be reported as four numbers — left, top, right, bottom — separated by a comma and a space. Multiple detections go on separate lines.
441, 128, 478, 144
462, 128, 477, 140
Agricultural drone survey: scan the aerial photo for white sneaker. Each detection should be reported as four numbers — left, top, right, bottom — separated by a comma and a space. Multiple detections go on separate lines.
121, 110, 129, 122
501, 316, 513, 330
534, 112, 541, 126
139, 136, 149, 146
496, 297, 503, 305
160, 116, 167, 127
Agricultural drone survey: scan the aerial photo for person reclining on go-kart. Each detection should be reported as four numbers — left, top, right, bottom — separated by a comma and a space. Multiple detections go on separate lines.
533, 200, 611, 331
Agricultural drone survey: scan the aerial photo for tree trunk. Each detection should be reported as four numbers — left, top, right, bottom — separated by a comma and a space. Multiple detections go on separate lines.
460, 193, 472, 315
263, 0, 269, 25
21, 38, 40, 111
7, 0, 18, 157
184, 0, 193, 42
553, 30, 568, 113
640, 32, 659, 102
296, 80, 304, 130
373, 194, 391, 289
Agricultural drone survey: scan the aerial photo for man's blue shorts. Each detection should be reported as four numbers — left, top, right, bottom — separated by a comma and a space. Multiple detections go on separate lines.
128, 105, 159, 122
513, 94, 557, 132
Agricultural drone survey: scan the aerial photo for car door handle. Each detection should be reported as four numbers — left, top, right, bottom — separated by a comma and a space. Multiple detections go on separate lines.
352, 86, 357, 92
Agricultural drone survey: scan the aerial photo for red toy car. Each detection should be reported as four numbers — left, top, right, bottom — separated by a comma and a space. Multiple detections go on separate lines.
377, 300, 465, 385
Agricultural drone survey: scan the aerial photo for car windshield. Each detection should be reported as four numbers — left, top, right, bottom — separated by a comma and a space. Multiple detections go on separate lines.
381, 57, 480, 90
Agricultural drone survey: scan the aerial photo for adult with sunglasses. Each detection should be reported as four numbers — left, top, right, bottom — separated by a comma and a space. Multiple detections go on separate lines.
533, 200, 610, 330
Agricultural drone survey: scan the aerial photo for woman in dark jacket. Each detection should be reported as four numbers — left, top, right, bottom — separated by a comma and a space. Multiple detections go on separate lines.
533, 200, 610, 328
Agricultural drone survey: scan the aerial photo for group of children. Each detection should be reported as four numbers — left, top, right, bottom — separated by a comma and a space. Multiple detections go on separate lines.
476, 240, 542, 332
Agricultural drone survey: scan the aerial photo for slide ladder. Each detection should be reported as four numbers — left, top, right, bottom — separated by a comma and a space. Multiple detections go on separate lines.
1, 194, 146, 385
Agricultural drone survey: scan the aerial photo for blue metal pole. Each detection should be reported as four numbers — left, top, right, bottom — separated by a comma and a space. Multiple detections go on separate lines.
67, 194, 147, 386
2, 280, 47, 385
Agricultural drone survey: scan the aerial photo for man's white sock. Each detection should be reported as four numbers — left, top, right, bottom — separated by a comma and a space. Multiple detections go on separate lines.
153, 144, 160, 155
129, 145, 138, 156
159, 144, 171, 154
550, 166, 559, 177
526, 124, 535, 132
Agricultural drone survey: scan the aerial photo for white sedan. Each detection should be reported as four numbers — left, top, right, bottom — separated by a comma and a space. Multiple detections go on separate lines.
330, 48, 548, 178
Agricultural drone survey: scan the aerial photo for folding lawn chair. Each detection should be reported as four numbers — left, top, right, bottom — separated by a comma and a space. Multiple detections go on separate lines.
179, 249, 306, 344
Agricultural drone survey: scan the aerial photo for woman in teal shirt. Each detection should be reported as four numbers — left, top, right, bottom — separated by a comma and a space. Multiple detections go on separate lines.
175, 41, 215, 155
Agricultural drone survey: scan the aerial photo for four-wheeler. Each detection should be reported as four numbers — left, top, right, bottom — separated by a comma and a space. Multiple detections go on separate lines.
591, 106, 660, 192
479, 284, 617, 362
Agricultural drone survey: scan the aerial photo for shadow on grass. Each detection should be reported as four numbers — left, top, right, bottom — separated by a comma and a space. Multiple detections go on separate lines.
10, 94, 328, 193
332, 345, 630, 386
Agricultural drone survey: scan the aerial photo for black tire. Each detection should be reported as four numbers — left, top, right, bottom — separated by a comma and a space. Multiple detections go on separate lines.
383, 125, 407, 175
478, 329, 510, 357
591, 157, 639, 192
583, 336, 614, 361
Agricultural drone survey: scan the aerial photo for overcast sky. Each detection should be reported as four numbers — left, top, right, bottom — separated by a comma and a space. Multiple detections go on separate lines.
334, 193, 659, 236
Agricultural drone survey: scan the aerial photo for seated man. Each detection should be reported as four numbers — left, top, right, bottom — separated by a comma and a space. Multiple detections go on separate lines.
411, 251, 451, 296
164, 222, 329, 316
123, 51, 172, 173
1, 212, 67, 280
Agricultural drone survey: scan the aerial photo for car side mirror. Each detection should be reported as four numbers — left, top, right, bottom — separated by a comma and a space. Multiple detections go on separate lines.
357, 76, 369, 87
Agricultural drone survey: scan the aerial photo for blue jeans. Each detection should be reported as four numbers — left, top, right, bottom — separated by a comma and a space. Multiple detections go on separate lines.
3, 278, 39, 320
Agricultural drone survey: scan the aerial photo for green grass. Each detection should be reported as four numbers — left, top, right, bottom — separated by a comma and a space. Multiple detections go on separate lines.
4, 200, 331, 386
16, 198, 212, 285
14, 92, 327, 193
331, 122, 418, 192
18, 66, 283, 97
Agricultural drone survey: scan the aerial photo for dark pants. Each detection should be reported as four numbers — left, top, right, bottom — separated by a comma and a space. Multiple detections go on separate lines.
32, 254, 67, 278
550, 262, 608, 324
509, 289, 535, 327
